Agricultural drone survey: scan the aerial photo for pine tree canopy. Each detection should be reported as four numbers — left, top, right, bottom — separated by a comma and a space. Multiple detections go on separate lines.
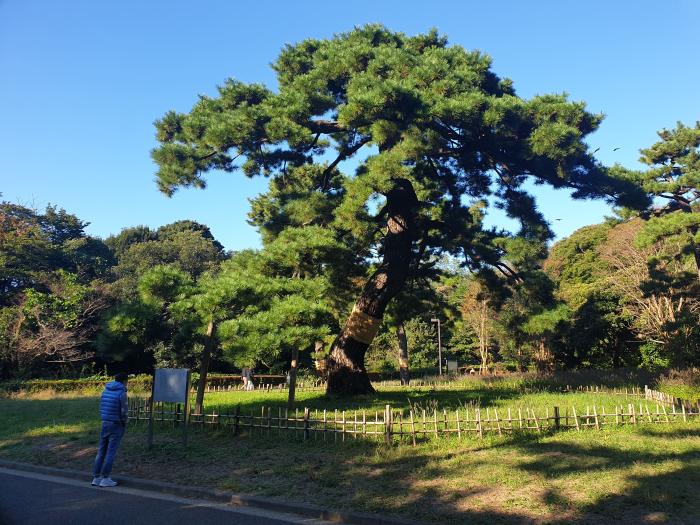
613, 121, 700, 280
152, 25, 646, 277
152, 25, 654, 395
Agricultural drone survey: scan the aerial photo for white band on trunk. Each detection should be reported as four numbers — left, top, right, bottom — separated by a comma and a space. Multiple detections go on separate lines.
344, 305, 381, 345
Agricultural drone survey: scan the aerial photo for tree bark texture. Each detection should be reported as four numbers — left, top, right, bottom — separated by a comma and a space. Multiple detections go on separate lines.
326, 179, 418, 396
397, 322, 410, 386
194, 318, 216, 414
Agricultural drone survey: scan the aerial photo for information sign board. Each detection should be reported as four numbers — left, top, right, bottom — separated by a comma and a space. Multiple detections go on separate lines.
153, 368, 189, 403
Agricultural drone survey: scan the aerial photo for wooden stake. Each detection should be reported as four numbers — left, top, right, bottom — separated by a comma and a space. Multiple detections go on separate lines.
323, 409, 327, 441
410, 410, 417, 446
384, 405, 392, 445
593, 406, 600, 429
342, 410, 346, 442
507, 408, 512, 430
531, 408, 540, 432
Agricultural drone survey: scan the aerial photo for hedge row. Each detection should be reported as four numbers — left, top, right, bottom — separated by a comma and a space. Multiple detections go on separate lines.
0, 375, 153, 394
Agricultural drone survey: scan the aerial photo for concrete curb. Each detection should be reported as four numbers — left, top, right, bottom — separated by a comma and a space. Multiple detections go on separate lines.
0, 459, 427, 525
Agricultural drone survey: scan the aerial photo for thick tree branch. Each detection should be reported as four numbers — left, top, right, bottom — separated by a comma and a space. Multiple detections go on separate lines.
307, 120, 346, 134
320, 137, 370, 190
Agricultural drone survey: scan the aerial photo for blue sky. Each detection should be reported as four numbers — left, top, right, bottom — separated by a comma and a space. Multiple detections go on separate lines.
1, 0, 699, 251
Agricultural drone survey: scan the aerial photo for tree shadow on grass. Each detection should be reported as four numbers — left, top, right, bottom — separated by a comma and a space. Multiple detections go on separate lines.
507, 431, 700, 524
201, 385, 526, 413
635, 426, 700, 439
3, 396, 700, 525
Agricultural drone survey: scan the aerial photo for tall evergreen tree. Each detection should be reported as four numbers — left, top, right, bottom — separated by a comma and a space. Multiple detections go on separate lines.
152, 26, 646, 395
614, 122, 700, 281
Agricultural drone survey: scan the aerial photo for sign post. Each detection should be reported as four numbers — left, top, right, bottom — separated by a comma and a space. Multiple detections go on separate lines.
182, 370, 191, 446
148, 368, 191, 448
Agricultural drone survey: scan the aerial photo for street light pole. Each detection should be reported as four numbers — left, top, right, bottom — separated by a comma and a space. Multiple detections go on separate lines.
430, 318, 442, 376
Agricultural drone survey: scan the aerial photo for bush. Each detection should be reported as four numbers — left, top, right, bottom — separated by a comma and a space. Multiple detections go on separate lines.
657, 368, 700, 400
0, 375, 153, 395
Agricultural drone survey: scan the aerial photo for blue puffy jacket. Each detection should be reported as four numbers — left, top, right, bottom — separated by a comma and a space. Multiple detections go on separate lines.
99, 381, 128, 424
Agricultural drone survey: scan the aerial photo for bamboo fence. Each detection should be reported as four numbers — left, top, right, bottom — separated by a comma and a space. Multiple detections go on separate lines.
129, 396, 700, 446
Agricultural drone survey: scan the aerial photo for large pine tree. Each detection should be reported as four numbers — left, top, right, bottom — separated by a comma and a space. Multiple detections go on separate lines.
152, 26, 645, 395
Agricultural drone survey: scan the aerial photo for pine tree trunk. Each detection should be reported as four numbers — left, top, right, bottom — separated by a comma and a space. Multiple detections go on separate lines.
397, 322, 410, 386
326, 179, 418, 396
684, 217, 700, 283
194, 318, 216, 414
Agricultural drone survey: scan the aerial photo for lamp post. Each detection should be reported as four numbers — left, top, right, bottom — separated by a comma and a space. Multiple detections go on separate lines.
430, 318, 442, 376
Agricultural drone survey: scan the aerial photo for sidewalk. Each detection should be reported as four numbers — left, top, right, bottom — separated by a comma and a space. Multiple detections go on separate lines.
0, 459, 427, 525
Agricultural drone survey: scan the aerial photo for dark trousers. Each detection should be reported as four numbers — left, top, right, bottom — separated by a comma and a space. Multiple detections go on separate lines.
93, 420, 125, 477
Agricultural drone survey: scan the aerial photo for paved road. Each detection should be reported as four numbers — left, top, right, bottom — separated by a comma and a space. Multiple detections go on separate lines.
0, 468, 329, 525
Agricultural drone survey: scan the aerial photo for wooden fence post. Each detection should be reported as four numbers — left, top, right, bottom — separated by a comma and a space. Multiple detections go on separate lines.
593, 406, 600, 429
554, 406, 560, 430
323, 409, 327, 441
384, 405, 393, 445
303, 407, 310, 441
147, 383, 155, 448
476, 408, 483, 438
410, 410, 417, 446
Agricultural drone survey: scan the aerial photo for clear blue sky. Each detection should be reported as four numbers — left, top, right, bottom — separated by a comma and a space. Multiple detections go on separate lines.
2, 0, 699, 251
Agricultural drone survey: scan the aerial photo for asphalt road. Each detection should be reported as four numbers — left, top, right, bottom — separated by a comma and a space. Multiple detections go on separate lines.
0, 468, 329, 525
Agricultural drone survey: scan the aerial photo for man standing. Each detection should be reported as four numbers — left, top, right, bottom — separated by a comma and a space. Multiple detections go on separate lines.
92, 372, 128, 487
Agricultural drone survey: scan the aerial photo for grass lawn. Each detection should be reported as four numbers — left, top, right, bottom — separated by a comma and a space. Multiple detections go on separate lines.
1, 382, 699, 524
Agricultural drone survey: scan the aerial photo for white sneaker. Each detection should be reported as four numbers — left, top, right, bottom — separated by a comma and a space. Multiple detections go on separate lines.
99, 477, 118, 487
91, 477, 102, 486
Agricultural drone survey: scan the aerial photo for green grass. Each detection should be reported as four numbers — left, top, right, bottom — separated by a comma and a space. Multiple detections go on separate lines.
1, 383, 699, 524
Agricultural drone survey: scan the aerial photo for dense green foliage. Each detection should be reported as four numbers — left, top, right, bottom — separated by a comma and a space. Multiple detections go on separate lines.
0, 28, 697, 382
149, 25, 650, 394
